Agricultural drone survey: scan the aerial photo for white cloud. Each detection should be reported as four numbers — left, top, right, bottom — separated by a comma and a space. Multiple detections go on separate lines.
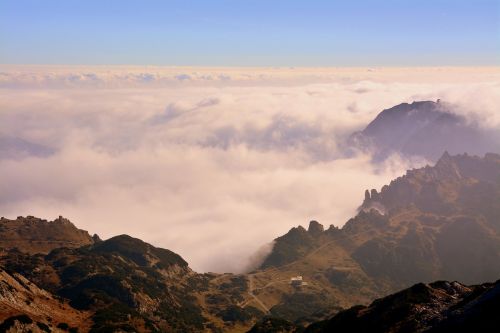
0, 66, 498, 272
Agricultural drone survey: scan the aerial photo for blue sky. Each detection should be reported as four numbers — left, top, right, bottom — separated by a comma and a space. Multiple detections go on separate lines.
1, 0, 499, 66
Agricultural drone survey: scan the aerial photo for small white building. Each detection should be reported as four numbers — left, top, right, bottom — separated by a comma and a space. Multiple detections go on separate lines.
290, 276, 305, 287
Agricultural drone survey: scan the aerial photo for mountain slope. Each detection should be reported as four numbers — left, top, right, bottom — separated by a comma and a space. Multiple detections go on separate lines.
249, 279, 500, 333
0, 232, 263, 332
249, 153, 500, 323
0, 268, 92, 332
306, 279, 500, 333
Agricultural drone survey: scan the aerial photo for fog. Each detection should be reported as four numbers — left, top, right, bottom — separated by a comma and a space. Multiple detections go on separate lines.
1, 66, 499, 272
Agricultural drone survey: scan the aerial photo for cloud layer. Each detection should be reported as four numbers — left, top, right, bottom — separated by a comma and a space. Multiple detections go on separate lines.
1, 66, 499, 272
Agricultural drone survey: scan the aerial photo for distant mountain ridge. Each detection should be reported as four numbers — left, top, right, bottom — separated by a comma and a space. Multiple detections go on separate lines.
350, 100, 499, 161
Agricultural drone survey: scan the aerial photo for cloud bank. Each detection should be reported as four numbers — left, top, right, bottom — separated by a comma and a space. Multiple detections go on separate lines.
1, 66, 499, 272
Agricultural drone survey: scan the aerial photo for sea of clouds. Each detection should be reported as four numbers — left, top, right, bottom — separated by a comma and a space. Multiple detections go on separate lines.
1, 66, 499, 272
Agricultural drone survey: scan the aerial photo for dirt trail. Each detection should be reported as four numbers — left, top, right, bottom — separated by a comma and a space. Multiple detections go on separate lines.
247, 275, 270, 314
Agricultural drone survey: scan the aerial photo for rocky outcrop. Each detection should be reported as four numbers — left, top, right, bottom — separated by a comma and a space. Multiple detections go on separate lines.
0, 216, 96, 254
308, 221, 324, 237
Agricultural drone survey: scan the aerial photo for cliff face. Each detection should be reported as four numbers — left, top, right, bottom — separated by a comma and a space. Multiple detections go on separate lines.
0, 216, 96, 254
350, 101, 499, 161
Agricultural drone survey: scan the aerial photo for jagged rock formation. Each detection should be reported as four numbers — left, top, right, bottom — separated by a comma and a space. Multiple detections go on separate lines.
0, 216, 97, 255
349, 100, 499, 161
361, 152, 500, 215
251, 153, 500, 324
307, 221, 324, 237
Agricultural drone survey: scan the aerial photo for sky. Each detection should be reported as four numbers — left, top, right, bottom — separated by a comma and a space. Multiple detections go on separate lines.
1, 0, 499, 66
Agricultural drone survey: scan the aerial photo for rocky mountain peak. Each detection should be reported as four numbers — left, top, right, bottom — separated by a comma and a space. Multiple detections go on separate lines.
349, 100, 499, 162
308, 220, 324, 236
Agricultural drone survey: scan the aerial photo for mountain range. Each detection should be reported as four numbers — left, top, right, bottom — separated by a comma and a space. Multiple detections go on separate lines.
1, 101, 499, 332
